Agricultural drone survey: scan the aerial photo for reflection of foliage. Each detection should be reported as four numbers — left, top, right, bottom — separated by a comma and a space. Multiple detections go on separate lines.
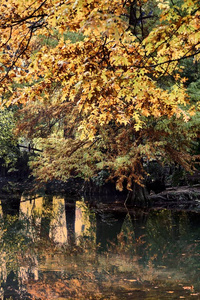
25, 243, 199, 300
112, 215, 135, 255
26, 272, 102, 300
1, 198, 200, 298
76, 200, 96, 248
145, 210, 200, 269
0, 215, 33, 277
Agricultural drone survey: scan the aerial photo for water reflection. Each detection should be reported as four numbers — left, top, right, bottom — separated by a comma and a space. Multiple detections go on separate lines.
0, 193, 200, 299
1, 192, 21, 217
19, 195, 88, 246
96, 210, 126, 251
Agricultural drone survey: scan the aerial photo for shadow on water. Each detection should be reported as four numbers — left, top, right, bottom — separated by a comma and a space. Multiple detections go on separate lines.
0, 188, 200, 299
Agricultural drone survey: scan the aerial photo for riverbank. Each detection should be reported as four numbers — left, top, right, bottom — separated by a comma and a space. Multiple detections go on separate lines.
150, 185, 200, 211
1, 175, 200, 212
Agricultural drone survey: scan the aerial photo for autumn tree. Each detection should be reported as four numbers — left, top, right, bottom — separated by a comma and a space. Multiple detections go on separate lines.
0, 0, 200, 195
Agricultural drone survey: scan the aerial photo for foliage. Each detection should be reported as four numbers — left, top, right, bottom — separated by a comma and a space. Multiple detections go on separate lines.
0, 108, 19, 166
188, 78, 200, 103
0, 0, 199, 189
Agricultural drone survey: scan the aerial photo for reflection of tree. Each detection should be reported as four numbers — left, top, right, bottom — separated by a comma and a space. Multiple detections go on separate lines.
0, 234, 35, 300
40, 194, 53, 240
1, 193, 21, 217
129, 209, 149, 260
96, 210, 127, 251
64, 197, 76, 245
130, 209, 149, 240
1, 267, 33, 300
0, 193, 40, 300
188, 211, 200, 228
1, 270, 20, 300
144, 210, 194, 267
171, 211, 181, 240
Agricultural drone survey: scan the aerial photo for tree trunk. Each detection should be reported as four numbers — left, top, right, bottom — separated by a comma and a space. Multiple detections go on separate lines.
127, 183, 150, 207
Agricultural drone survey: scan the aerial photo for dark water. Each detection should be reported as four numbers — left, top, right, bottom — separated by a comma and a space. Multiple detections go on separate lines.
0, 193, 200, 299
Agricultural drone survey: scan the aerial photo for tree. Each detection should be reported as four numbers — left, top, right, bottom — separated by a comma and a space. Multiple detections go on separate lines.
0, 0, 199, 191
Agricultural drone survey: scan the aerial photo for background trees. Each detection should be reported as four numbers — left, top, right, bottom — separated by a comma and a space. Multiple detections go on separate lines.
0, 0, 199, 190
0, 108, 18, 168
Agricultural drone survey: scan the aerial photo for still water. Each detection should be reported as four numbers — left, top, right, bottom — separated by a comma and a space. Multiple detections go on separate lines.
0, 192, 200, 299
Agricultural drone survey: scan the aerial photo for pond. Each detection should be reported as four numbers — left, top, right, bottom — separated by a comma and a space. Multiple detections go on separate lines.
0, 192, 200, 299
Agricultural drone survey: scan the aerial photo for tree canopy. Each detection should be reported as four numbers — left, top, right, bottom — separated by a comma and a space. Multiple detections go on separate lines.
0, 0, 199, 189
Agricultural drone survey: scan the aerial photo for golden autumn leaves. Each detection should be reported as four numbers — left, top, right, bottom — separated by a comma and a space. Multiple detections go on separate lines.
0, 0, 199, 189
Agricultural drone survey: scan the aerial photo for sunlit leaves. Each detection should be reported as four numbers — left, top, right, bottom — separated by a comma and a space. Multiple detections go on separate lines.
0, 0, 199, 188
